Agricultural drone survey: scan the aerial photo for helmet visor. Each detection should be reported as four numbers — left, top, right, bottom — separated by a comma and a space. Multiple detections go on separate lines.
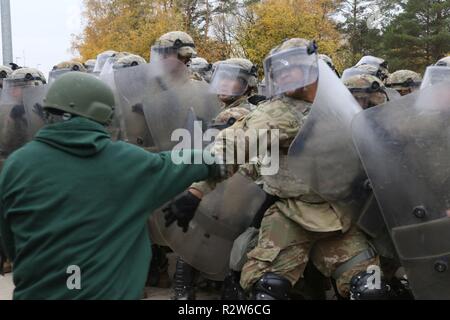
264, 47, 318, 97
209, 64, 251, 96
421, 66, 450, 89
94, 52, 115, 73
356, 56, 386, 68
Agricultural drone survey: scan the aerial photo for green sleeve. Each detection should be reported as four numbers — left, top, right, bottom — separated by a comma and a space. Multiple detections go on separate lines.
146, 150, 213, 211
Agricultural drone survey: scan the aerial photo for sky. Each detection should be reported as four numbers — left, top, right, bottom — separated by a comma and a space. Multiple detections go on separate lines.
1, 0, 84, 79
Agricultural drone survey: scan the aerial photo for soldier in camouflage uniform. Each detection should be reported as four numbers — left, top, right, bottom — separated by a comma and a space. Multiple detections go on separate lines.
386, 70, 422, 96
167, 58, 259, 300
145, 31, 203, 291
344, 74, 388, 109
165, 38, 382, 300
151, 31, 202, 82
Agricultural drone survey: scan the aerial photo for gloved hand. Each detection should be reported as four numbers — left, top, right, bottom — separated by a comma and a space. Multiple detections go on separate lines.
163, 191, 202, 233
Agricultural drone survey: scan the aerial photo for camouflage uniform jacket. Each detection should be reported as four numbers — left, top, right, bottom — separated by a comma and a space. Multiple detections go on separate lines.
197, 95, 351, 233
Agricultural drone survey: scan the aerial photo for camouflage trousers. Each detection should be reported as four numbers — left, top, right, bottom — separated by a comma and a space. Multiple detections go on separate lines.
240, 205, 379, 298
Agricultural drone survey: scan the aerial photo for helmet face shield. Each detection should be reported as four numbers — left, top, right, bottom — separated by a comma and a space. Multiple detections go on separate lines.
94, 52, 115, 73
264, 47, 319, 97
356, 56, 387, 69
342, 68, 366, 82
150, 45, 179, 63
49, 69, 71, 85
209, 64, 251, 97
1, 78, 43, 104
421, 66, 450, 89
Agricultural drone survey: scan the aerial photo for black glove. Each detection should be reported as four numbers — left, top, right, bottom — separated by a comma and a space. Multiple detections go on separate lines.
10, 105, 26, 120
163, 192, 202, 233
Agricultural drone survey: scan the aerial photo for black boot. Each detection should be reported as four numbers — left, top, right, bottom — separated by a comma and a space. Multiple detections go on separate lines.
172, 257, 197, 300
252, 273, 292, 300
147, 245, 170, 288
221, 271, 247, 300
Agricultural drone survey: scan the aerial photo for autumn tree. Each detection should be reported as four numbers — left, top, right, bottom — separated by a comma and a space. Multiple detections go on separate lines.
73, 0, 185, 61
236, 0, 344, 72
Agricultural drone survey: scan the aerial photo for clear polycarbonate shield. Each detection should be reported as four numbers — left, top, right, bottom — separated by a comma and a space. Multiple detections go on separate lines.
48, 69, 72, 85
288, 59, 365, 202
385, 88, 402, 101
209, 64, 251, 97
356, 56, 386, 68
264, 47, 319, 98
342, 66, 380, 82
113, 62, 159, 147
149, 173, 267, 280
22, 84, 50, 138
99, 57, 116, 83
143, 68, 221, 151
0, 82, 34, 157
421, 66, 450, 89
352, 82, 450, 299
93, 51, 116, 73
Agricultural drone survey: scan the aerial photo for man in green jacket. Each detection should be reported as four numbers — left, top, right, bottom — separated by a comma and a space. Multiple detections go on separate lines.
0, 72, 220, 300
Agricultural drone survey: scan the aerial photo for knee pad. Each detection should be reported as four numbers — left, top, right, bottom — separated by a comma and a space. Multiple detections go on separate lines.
253, 273, 292, 300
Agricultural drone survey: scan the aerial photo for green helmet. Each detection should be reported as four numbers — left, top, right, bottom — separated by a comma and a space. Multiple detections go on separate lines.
44, 72, 115, 125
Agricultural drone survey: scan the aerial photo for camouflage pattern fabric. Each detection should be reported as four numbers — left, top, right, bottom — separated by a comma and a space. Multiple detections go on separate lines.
240, 205, 379, 297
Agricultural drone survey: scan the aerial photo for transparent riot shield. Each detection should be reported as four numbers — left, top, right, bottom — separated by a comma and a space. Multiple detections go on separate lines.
352, 82, 450, 300
113, 63, 158, 147
385, 88, 401, 101
149, 173, 266, 280
288, 60, 366, 203
143, 73, 221, 151
0, 83, 33, 157
22, 84, 49, 138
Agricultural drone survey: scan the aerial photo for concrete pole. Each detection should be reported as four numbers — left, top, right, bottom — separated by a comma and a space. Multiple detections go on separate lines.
1, 0, 13, 66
